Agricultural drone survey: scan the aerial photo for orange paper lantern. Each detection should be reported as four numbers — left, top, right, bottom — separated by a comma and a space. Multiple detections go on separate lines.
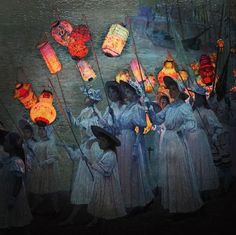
102, 24, 129, 57
130, 58, 146, 83
30, 90, 56, 126
115, 70, 131, 83
38, 41, 62, 74
68, 38, 88, 60
77, 60, 96, 82
14, 83, 38, 109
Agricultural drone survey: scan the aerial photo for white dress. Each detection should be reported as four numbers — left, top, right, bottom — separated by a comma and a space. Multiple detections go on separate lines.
0, 155, 32, 228
116, 102, 154, 208
186, 107, 219, 191
156, 100, 203, 213
69, 106, 103, 205
28, 139, 61, 194
88, 150, 126, 219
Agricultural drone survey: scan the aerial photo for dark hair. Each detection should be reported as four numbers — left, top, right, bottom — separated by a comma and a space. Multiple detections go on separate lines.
193, 94, 211, 110
108, 86, 125, 104
160, 95, 170, 103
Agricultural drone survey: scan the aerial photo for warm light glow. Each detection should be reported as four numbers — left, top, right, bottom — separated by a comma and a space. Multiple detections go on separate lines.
77, 60, 96, 82
14, 83, 38, 109
130, 58, 146, 83
30, 90, 56, 126
135, 113, 152, 135
102, 24, 129, 57
115, 70, 131, 83
68, 38, 88, 60
178, 70, 188, 81
38, 41, 62, 74
217, 38, 224, 51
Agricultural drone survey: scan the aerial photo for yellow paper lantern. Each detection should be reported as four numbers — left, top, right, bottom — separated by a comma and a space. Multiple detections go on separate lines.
77, 59, 96, 82
38, 41, 62, 74
30, 90, 56, 126
14, 83, 38, 109
115, 70, 131, 83
102, 24, 129, 57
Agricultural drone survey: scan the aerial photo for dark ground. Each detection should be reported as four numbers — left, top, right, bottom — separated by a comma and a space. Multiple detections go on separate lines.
3, 181, 235, 235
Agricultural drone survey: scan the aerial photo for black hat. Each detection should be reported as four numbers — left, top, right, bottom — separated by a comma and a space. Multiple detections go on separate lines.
163, 76, 189, 100
105, 81, 120, 97
91, 125, 121, 147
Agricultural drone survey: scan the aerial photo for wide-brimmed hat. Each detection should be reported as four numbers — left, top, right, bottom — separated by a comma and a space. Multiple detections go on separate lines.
163, 76, 189, 100
190, 83, 206, 96
120, 80, 143, 97
91, 125, 121, 147
80, 86, 102, 101
105, 81, 121, 96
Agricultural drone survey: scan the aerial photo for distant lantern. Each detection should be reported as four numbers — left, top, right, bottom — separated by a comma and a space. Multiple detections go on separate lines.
51, 20, 73, 47
102, 23, 129, 57
38, 41, 62, 74
77, 60, 96, 82
71, 25, 91, 43
130, 58, 146, 83
199, 54, 215, 85
178, 70, 189, 81
217, 38, 224, 52
115, 70, 131, 83
157, 56, 178, 86
14, 83, 38, 110
144, 80, 153, 93
30, 90, 56, 126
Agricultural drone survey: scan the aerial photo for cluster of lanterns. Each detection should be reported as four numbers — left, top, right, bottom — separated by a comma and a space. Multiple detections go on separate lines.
14, 84, 57, 126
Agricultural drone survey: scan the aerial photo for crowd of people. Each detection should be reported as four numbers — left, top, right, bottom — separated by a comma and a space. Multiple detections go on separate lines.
0, 75, 235, 234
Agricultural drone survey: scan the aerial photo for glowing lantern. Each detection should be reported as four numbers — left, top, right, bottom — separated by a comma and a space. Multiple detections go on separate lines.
30, 90, 57, 126
157, 56, 178, 86
68, 38, 88, 60
199, 54, 215, 85
71, 25, 91, 43
217, 38, 224, 52
144, 80, 153, 93
115, 70, 131, 83
77, 60, 96, 82
14, 83, 38, 109
135, 113, 152, 135
178, 70, 188, 81
102, 24, 129, 57
130, 58, 146, 83
38, 41, 62, 74
51, 20, 73, 47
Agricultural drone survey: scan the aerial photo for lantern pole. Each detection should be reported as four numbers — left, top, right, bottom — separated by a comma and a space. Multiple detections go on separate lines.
81, 15, 114, 120
48, 76, 94, 180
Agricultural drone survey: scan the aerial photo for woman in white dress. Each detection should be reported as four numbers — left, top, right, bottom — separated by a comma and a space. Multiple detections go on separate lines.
155, 76, 203, 214
186, 84, 219, 197
0, 132, 32, 234
114, 80, 154, 210
86, 125, 126, 226
59, 86, 103, 225
28, 125, 61, 214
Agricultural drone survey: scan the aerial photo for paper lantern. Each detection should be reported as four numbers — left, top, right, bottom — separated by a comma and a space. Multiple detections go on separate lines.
130, 58, 146, 83
115, 70, 131, 83
68, 38, 88, 60
217, 38, 224, 52
102, 24, 129, 57
14, 83, 38, 109
144, 80, 153, 93
135, 113, 152, 135
30, 90, 56, 126
178, 70, 188, 81
199, 54, 215, 85
51, 20, 73, 47
38, 41, 62, 74
157, 56, 178, 86
77, 60, 96, 82
71, 25, 91, 43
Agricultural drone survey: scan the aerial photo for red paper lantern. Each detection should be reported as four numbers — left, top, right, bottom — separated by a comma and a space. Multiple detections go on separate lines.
14, 83, 38, 109
30, 90, 57, 126
77, 60, 96, 82
38, 41, 62, 74
130, 58, 146, 83
68, 38, 88, 60
102, 24, 129, 57
51, 20, 73, 47
199, 54, 215, 85
71, 25, 91, 42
